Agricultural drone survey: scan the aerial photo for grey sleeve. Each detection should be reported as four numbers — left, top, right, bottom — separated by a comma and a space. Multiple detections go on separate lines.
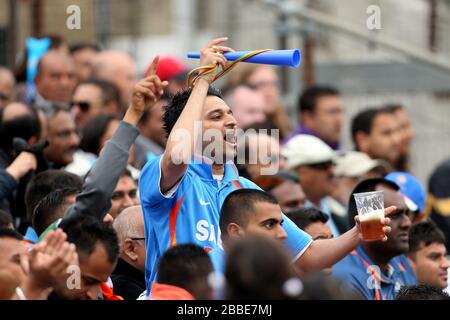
64, 121, 140, 220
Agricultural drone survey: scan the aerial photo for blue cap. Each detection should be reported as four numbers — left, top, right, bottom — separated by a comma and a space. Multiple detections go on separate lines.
385, 172, 426, 212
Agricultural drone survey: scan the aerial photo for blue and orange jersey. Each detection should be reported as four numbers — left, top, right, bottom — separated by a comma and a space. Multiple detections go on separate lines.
332, 246, 417, 300
139, 154, 312, 290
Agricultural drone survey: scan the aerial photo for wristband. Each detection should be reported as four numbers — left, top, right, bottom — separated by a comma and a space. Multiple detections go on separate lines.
15, 287, 27, 300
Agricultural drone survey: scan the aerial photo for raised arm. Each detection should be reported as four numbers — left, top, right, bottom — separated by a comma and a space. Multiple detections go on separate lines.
64, 57, 167, 221
295, 206, 396, 272
0, 152, 36, 201
160, 37, 233, 192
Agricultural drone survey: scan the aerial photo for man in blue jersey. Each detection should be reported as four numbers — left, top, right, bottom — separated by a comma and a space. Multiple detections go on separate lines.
209, 189, 300, 274
333, 178, 417, 300
139, 37, 395, 291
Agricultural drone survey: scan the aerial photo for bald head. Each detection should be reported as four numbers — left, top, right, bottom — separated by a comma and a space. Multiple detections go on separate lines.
35, 51, 76, 103
113, 205, 144, 246
92, 51, 137, 107
0, 67, 15, 109
112, 205, 145, 271
2, 102, 32, 122
227, 86, 266, 129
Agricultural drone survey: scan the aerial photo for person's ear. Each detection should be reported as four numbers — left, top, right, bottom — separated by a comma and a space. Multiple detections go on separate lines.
407, 254, 417, 274
34, 73, 41, 86
105, 102, 120, 115
300, 110, 314, 128
355, 131, 369, 153
123, 239, 138, 261
226, 223, 244, 239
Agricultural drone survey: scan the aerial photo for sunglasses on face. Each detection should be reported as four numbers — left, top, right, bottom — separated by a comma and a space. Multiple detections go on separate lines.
70, 101, 91, 112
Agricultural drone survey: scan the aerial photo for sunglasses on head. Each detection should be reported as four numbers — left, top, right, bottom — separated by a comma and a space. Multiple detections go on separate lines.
70, 101, 91, 112
307, 161, 334, 170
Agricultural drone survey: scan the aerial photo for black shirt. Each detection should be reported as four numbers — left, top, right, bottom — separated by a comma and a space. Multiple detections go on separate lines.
111, 258, 146, 300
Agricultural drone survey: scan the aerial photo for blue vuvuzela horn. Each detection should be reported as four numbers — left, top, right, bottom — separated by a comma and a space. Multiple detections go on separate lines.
187, 49, 300, 68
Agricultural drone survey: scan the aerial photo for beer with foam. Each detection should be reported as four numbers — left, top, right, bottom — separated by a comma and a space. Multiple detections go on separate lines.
353, 191, 385, 242
359, 209, 384, 241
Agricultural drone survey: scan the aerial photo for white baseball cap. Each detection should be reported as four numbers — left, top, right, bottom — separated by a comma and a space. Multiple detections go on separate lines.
282, 135, 336, 170
334, 151, 388, 178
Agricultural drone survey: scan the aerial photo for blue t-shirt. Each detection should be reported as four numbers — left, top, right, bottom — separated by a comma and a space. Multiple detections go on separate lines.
209, 248, 226, 275
139, 154, 312, 290
332, 246, 417, 300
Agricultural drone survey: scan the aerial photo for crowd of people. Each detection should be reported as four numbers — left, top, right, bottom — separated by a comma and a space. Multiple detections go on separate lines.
0, 35, 450, 301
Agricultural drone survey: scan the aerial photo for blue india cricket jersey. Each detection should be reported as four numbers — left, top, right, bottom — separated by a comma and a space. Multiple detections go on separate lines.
139, 154, 312, 290
332, 246, 417, 300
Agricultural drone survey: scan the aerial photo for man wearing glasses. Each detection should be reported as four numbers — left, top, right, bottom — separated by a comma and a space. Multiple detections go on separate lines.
112, 206, 146, 300
70, 79, 121, 129
282, 134, 347, 236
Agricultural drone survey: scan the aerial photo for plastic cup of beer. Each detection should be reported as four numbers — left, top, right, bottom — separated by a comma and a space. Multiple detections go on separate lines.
353, 191, 385, 241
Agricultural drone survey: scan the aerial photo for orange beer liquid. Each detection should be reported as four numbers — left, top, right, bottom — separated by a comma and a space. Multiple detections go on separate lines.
360, 210, 385, 241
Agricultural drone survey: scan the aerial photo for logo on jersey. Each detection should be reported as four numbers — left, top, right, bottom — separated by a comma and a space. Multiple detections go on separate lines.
195, 219, 222, 248
199, 198, 211, 206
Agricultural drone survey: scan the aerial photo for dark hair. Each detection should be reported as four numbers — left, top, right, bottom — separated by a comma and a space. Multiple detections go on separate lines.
139, 92, 170, 125
383, 104, 403, 113
220, 189, 279, 240
395, 284, 450, 300
225, 236, 295, 300
25, 170, 82, 220
287, 207, 329, 230
80, 114, 118, 155
32, 188, 79, 236
120, 168, 132, 179
298, 85, 339, 114
157, 244, 213, 299
0, 210, 13, 229
347, 178, 399, 228
0, 228, 23, 241
408, 220, 446, 254
69, 43, 101, 54
0, 109, 41, 151
351, 108, 393, 151
60, 215, 119, 264
77, 79, 121, 107
163, 86, 223, 137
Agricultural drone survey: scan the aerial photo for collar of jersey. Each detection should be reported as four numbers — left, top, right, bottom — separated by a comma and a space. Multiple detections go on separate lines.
190, 153, 240, 183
